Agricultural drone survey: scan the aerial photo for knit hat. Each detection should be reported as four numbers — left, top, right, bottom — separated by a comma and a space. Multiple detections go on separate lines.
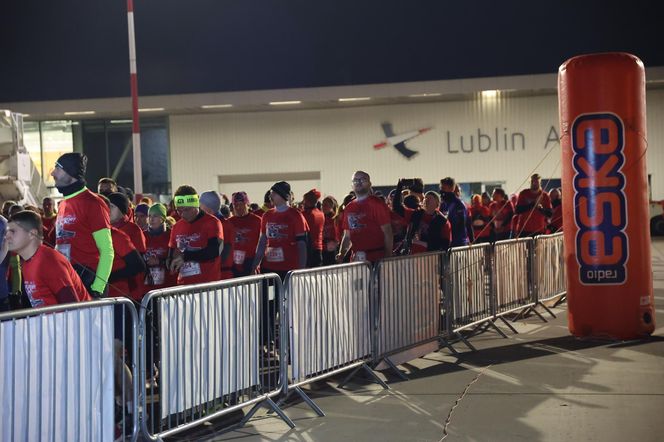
270, 181, 291, 202
148, 203, 167, 219
135, 203, 149, 216
199, 191, 222, 213
108, 192, 130, 215
304, 188, 322, 201
220, 205, 231, 219
232, 191, 250, 205
55, 153, 87, 181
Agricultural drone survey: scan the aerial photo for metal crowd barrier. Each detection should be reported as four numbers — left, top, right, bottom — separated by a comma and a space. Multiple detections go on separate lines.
282, 262, 387, 417
531, 232, 566, 316
373, 252, 445, 379
138, 274, 293, 440
445, 243, 509, 349
0, 298, 139, 442
493, 238, 537, 327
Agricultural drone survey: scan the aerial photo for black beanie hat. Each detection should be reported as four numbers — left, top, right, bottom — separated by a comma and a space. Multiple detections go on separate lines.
270, 181, 291, 202
108, 192, 130, 215
55, 153, 87, 181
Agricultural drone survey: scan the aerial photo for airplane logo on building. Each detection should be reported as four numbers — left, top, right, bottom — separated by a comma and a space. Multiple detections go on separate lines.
373, 122, 432, 159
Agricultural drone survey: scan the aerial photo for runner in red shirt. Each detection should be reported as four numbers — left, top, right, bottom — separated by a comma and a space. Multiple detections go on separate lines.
200, 190, 234, 280
515, 174, 553, 237
51, 153, 114, 298
168, 186, 223, 285
321, 196, 342, 266
470, 194, 492, 243
41, 197, 57, 239
301, 189, 325, 268
548, 188, 563, 233
5, 211, 90, 307
144, 203, 176, 291
108, 192, 147, 299
489, 188, 514, 242
338, 171, 393, 263
251, 181, 308, 279
392, 180, 451, 254
229, 191, 262, 277
108, 226, 146, 298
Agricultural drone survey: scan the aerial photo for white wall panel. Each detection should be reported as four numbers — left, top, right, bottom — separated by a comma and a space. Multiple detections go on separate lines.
170, 90, 664, 202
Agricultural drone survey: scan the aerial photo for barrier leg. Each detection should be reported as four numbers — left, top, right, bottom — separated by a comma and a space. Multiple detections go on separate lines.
337, 363, 389, 390
240, 397, 295, 429
455, 332, 477, 352
381, 357, 409, 381
497, 316, 519, 334
295, 387, 325, 417
488, 319, 509, 339
530, 305, 551, 322
552, 294, 567, 308
439, 337, 459, 355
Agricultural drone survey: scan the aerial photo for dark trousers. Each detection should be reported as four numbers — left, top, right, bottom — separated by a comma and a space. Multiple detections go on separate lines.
307, 249, 323, 268
322, 251, 337, 266
259, 268, 288, 346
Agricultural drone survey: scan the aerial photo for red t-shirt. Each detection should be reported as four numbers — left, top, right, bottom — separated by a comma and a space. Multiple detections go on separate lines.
302, 208, 325, 251
145, 228, 176, 291
22, 244, 91, 307
410, 211, 452, 254
219, 217, 235, 279
489, 200, 514, 236
229, 213, 262, 270
115, 217, 147, 299
55, 189, 111, 269
169, 212, 223, 285
342, 196, 391, 262
470, 205, 492, 240
109, 227, 137, 298
42, 214, 57, 235
516, 189, 552, 235
260, 207, 307, 271
550, 202, 563, 232
323, 214, 341, 252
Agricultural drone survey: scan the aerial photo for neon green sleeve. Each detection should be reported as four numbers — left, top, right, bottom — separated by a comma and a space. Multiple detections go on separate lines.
91, 228, 114, 293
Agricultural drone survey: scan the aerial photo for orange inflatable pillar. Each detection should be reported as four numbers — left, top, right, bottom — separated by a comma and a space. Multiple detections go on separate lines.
558, 53, 655, 339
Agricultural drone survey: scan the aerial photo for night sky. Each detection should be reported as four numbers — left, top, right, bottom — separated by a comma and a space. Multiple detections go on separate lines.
1, 0, 662, 102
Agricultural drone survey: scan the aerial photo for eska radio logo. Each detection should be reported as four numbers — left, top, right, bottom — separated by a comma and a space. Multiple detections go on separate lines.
572, 113, 628, 285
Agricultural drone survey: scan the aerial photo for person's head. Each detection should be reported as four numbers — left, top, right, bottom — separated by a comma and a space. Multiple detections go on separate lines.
199, 191, 222, 216
404, 194, 420, 210
52, 153, 87, 187
322, 196, 338, 217
6, 210, 43, 254
8, 204, 23, 218
107, 192, 130, 224
42, 197, 55, 215
232, 191, 250, 216
481, 192, 491, 207
424, 191, 441, 214
341, 193, 355, 209
263, 190, 274, 209
97, 177, 117, 195
140, 196, 153, 206
148, 203, 167, 230
492, 187, 507, 202
471, 194, 482, 208
173, 185, 200, 222
303, 189, 322, 209
530, 173, 542, 191
269, 181, 291, 207
440, 177, 456, 194
134, 203, 149, 228
249, 203, 260, 212
549, 188, 561, 201
2, 201, 17, 218
351, 171, 372, 197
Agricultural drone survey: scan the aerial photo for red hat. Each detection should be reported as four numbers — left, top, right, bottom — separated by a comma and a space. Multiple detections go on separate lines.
304, 188, 322, 200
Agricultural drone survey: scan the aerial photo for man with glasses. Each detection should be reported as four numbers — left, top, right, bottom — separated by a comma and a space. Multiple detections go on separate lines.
337, 171, 393, 263
168, 185, 224, 285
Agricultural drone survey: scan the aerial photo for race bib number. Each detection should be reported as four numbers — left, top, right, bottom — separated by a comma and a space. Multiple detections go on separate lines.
233, 249, 246, 265
148, 267, 165, 285
55, 244, 71, 261
326, 240, 339, 252
179, 261, 202, 278
353, 251, 367, 262
265, 247, 285, 263
472, 219, 485, 227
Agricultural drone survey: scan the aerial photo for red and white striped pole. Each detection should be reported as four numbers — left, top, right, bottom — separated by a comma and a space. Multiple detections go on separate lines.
127, 0, 143, 195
